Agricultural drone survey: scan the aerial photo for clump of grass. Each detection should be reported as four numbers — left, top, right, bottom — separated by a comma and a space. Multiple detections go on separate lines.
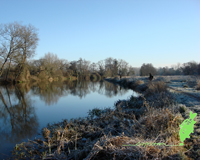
145, 81, 168, 96
142, 81, 174, 108
179, 104, 187, 113
88, 108, 102, 118
42, 128, 51, 139
183, 84, 188, 88
133, 79, 144, 86
136, 103, 184, 140
131, 80, 144, 88
85, 104, 187, 160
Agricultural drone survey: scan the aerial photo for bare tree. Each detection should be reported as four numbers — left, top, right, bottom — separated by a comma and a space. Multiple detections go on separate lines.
82, 59, 90, 76
14, 24, 39, 80
127, 66, 135, 76
0, 22, 22, 77
28, 59, 44, 75
0, 22, 38, 79
97, 60, 105, 76
77, 58, 83, 75
105, 57, 113, 71
90, 62, 97, 72
112, 59, 118, 76
76, 58, 91, 77
69, 61, 78, 77
182, 61, 198, 75
40, 52, 61, 75
118, 59, 128, 77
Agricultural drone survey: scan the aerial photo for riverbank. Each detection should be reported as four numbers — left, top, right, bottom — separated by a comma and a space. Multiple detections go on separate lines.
10, 76, 200, 159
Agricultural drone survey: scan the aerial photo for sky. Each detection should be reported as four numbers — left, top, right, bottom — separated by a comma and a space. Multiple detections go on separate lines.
1, 0, 200, 68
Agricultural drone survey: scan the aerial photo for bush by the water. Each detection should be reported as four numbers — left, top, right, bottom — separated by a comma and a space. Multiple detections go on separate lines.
145, 81, 168, 96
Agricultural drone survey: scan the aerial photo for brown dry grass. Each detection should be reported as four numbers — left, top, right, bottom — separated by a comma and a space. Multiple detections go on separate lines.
11, 99, 192, 160
84, 104, 188, 160
142, 81, 175, 108
86, 135, 188, 160
132, 80, 144, 88
145, 81, 168, 97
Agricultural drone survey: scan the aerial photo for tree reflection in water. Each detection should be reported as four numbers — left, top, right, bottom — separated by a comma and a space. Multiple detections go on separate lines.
0, 81, 129, 143
0, 84, 38, 149
30, 80, 130, 105
31, 81, 69, 105
0, 80, 131, 158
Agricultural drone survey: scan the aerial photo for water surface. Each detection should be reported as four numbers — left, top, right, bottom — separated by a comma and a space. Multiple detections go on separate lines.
0, 80, 136, 159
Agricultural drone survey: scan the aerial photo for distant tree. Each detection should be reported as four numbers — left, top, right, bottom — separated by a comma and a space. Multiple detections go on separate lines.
105, 57, 113, 71
198, 63, 200, 75
118, 59, 128, 77
181, 61, 198, 75
157, 63, 183, 76
175, 63, 183, 75
132, 67, 140, 76
90, 62, 97, 72
97, 57, 135, 77
58, 59, 69, 75
69, 61, 78, 76
112, 59, 118, 76
127, 66, 135, 76
82, 59, 90, 76
76, 58, 90, 77
157, 67, 164, 75
140, 63, 156, 76
97, 60, 105, 76
104, 57, 114, 77
42, 52, 60, 74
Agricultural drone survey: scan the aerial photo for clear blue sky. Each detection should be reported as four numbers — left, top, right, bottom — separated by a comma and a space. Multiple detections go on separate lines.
1, 0, 200, 68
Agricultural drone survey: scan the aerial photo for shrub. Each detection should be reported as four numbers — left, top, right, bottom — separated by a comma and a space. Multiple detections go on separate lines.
145, 81, 168, 97
38, 70, 47, 79
179, 105, 187, 113
88, 108, 102, 118
130, 80, 144, 89
137, 106, 184, 139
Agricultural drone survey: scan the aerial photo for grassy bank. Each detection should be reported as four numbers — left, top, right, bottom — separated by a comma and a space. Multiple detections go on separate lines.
10, 77, 200, 159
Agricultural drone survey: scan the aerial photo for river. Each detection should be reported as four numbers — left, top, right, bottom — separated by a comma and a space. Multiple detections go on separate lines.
0, 80, 137, 159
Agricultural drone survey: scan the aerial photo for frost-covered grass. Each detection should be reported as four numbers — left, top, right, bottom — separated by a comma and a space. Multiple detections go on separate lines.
11, 98, 193, 160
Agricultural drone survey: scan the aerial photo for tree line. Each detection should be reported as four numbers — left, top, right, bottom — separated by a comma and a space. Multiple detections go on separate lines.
0, 23, 136, 82
0, 22, 199, 83
140, 61, 200, 76
28, 53, 136, 79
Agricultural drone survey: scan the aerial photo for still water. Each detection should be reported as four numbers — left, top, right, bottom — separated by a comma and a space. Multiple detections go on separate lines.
0, 80, 136, 159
